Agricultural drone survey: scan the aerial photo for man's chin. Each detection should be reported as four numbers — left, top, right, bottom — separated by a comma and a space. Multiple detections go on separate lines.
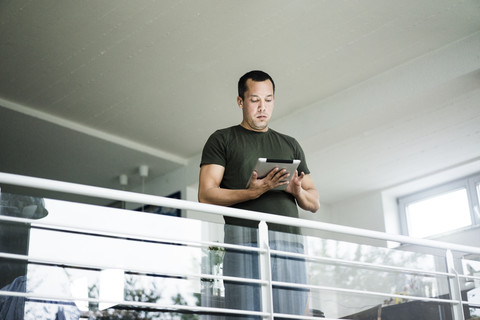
253, 122, 268, 131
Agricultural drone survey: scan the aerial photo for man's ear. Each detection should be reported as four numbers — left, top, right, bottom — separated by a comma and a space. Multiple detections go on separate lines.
237, 96, 243, 108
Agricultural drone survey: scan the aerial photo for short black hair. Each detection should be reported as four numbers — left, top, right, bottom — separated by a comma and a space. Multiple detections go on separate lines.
238, 70, 275, 100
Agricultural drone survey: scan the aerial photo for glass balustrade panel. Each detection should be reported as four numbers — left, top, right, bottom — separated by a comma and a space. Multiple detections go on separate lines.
268, 230, 453, 318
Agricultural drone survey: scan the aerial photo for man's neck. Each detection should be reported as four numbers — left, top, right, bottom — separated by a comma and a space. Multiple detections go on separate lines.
240, 122, 269, 132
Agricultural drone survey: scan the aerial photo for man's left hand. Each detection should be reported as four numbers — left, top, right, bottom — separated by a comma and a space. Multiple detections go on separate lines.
285, 170, 305, 196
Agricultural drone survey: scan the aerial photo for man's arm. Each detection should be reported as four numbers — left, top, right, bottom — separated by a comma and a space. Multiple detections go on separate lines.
285, 172, 320, 213
198, 163, 290, 206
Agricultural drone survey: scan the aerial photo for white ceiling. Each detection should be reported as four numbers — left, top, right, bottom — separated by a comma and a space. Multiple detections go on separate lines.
1, 1, 480, 205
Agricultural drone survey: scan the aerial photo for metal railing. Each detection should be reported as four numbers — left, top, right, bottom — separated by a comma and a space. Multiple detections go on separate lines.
1, 172, 480, 319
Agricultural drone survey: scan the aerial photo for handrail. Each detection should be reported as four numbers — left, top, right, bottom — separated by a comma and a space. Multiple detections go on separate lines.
1, 172, 480, 254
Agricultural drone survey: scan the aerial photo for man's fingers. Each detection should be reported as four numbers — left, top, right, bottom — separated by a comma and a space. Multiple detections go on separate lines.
268, 168, 289, 180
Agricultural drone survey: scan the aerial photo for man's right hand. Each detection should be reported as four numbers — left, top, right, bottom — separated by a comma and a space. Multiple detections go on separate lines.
247, 167, 290, 194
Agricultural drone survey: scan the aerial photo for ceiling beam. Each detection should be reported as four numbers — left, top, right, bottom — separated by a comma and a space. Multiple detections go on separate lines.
0, 97, 188, 166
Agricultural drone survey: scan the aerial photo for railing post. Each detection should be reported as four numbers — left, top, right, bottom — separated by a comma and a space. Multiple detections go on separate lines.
446, 250, 465, 320
258, 221, 274, 319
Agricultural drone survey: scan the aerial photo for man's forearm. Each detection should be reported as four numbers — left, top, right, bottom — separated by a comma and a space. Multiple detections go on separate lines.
198, 186, 260, 207
295, 187, 320, 213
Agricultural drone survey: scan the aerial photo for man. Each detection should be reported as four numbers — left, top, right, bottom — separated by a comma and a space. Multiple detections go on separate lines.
198, 70, 319, 318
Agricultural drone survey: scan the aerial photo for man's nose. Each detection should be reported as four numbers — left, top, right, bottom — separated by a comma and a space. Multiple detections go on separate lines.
258, 99, 266, 110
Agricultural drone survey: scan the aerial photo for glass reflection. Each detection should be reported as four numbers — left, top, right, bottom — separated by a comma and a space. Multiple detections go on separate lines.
0, 193, 49, 319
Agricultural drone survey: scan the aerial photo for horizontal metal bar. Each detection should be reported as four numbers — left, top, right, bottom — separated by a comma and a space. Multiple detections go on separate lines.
0, 252, 268, 287
2, 172, 480, 254
269, 248, 454, 278
461, 301, 480, 307
0, 290, 269, 318
271, 280, 460, 305
457, 273, 480, 282
0, 214, 266, 255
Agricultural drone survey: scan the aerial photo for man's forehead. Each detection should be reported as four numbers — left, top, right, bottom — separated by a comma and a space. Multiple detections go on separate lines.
245, 79, 274, 95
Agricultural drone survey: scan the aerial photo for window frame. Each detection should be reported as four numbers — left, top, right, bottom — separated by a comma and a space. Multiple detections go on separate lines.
398, 172, 480, 238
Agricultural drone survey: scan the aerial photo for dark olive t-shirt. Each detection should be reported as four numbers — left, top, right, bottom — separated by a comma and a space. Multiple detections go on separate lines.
200, 125, 310, 237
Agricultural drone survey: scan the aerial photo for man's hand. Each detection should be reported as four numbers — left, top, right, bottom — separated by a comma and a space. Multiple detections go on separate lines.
284, 170, 305, 196
285, 171, 320, 213
247, 167, 290, 195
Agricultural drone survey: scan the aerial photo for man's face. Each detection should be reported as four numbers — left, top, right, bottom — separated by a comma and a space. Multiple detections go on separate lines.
238, 79, 274, 132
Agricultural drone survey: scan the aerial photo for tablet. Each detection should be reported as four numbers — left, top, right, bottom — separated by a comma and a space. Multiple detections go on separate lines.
247, 158, 301, 190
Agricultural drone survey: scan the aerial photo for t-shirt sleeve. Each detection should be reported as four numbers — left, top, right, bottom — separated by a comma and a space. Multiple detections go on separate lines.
200, 130, 227, 167
294, 139, 310, 175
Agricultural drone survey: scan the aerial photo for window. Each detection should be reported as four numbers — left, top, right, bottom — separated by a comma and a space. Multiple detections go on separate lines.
398, 173, 480, 238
